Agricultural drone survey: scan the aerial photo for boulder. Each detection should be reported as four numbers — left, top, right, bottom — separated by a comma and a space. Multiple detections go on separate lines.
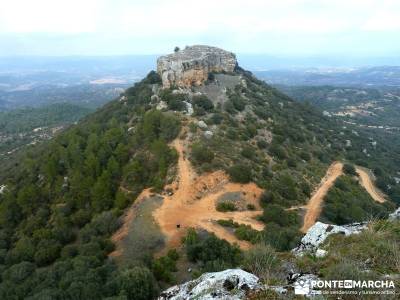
315, 249, 327, 258
156, 101, 168, 111
158, 269, 261, 300
0, 185, 6, 194
197, 120, 208, 129
151, 94, 159, 102
204, 131, 213, 139
183, 101, 194, 116
157, 45, 237, 88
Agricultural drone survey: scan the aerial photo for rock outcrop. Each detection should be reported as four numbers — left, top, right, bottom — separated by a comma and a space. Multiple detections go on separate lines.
158, 269, 261, 300
157, 45, 237, 88
389, 207, 400, 220
157, 268, 324, 299
292, 221, 367, 256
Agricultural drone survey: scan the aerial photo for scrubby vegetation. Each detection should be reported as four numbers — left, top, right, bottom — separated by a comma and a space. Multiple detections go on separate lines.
320, 176, 395, 225
295, 220, 400, 286
183, 229, 243, 273
243, 244, 282, 284
192, 95, 214, 115
216, 202, 237, 212
152, 249, 179, 283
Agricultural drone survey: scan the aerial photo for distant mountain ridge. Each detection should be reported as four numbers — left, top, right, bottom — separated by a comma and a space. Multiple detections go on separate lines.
255, 66, 400, 87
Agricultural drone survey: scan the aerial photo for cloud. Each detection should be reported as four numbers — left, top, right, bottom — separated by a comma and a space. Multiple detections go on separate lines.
363, 11, 400, 31
0, 0, 399, 55
0, 0, 100, 33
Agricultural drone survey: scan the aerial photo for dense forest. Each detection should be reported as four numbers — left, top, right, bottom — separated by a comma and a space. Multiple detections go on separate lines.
0, 103, 92, 133
0, 103, 94, 162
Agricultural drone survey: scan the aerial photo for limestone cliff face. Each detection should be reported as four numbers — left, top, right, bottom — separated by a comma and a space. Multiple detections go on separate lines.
157, 45, 237, 88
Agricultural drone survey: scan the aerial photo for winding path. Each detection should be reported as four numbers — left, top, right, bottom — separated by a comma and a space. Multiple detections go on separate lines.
300, 162, 344, 233
356, 166, 386, 203
300, 162, 387, 233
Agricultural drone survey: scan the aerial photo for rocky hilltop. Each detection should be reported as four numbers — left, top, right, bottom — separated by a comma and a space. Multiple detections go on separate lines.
157, 45, 237, 88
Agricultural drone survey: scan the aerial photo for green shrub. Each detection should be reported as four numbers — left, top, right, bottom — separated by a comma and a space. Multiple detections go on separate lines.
193, 95, 214, 112
247, 204, 256, 210
191, 143, 214, 164
217, 219, 239, 228
260, 191, 274, 206
209, 113, 224, 125
261, 223, 302, 251
117, 267, 158, 300
257, 140, 268, 149
243, 244, 281, 283
184, 230, 242, 272
272, 174, 298, 201
343, 163, 357, 175
228, 165, 252, 183
216, 202, 237, 212
268, 144, 287, 160
152, 249, 179, 283
234, 224, 260, 243
224, 100, 236, 114
287, 158, 297, 168
241, 146, 256, 160
143, 71, 162, 84
159, 89, 186, 111
261, 204, 299, 227
229, 94, 246, 111
299, 151, 311, 161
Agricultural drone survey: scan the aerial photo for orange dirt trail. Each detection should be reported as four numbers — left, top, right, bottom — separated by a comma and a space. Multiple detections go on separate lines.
301, 161, 343, 233
152, 133, 264, 254
356, 166, 386, 203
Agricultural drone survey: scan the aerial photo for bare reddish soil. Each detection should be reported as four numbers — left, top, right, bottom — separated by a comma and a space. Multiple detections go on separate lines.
152, 134, 264, 254
356, 166, 386, 203
301, 162, 343, 233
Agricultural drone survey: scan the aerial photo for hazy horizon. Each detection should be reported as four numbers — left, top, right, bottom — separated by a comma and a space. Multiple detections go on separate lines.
1, 53, 400, 71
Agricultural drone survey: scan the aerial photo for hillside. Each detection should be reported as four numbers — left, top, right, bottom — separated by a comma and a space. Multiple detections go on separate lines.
276, 84, 400, 205
0, 46, 398, 299
0, 103, 93, 160
255, 66, 400, 87
278, 85, 400, 128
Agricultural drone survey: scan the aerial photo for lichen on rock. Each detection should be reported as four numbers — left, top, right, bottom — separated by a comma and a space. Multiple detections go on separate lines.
292, 221, 367, 256
158, 269, 261, 300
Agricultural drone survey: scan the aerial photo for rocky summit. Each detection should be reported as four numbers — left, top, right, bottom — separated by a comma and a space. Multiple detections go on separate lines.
157, 45, 237, 88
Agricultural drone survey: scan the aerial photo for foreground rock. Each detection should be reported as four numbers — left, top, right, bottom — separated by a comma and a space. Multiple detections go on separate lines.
292, 221, 367, 256
157, 268, 323, 299
158, 269, 261, 300
389, 207, 400, 220
157, 45, 237, 88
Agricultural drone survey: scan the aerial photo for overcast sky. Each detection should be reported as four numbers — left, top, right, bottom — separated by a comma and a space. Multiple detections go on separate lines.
0, 0, 399, 57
